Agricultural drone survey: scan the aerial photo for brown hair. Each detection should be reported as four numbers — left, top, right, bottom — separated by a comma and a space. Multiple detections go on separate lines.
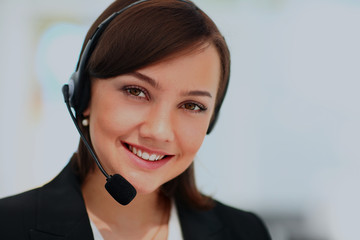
73, 0, 230, 210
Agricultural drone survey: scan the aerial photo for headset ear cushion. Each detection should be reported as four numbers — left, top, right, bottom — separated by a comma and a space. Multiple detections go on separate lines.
76, 75, 91, 115
68, 72, 78, 109
68, 70, 91, 116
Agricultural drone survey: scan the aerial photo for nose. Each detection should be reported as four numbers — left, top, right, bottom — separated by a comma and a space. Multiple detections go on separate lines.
139, 105, 175, 143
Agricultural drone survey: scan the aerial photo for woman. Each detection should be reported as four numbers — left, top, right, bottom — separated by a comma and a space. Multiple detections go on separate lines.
0, 0, 271, 239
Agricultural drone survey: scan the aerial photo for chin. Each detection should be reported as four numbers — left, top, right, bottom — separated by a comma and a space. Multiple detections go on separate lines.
124, 174, 164, 196
134, 184, 163, 197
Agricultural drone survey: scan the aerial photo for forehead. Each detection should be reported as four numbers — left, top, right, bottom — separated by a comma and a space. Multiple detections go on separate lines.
137, 45, 221, 93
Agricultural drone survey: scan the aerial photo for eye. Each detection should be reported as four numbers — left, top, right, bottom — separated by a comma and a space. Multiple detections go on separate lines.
180, 102, 207, 113
123, 86, 149, 100
128, 88, 145, 97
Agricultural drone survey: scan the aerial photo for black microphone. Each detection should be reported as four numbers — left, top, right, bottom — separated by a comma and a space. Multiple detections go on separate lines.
62, 84, 137, 205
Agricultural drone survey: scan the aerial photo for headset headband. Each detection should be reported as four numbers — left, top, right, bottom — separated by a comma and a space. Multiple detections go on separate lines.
65, 0, 220, 134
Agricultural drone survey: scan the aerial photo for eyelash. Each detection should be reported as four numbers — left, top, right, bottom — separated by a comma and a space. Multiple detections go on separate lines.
179, 101, 208, 113
123, 86, 150, 100
122, 86, 208, 113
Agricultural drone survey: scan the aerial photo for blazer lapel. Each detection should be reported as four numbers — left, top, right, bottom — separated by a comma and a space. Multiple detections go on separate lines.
29, 162, 93, 240
176, 200, 226, 240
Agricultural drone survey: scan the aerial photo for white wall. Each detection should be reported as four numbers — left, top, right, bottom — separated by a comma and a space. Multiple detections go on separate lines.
1, 0, 359, 239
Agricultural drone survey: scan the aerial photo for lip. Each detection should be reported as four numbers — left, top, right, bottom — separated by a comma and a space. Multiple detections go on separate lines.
121, 142, 173, 170
123, 142, 171, 156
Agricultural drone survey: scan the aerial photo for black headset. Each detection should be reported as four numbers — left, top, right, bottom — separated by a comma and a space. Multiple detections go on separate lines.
62, 0, 226, 206
63, 0, 224, 135
67, 0, 151, 116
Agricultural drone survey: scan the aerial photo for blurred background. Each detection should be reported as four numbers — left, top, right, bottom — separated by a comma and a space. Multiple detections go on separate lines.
0, 0, 359, 239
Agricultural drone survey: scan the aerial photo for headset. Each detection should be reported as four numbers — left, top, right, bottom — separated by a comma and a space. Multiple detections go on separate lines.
62, 0, 225, 205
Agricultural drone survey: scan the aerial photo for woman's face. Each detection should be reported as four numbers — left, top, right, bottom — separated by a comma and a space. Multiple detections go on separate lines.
84, 45, 221, 195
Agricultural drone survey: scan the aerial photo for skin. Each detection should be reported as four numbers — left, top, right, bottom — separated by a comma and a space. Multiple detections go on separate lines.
81, 44, 221, 240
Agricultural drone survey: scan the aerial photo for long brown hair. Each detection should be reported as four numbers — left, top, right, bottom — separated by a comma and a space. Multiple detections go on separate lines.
72, 0, 230, 210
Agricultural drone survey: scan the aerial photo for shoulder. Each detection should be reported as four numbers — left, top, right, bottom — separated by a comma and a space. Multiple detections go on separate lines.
212, 200, 271, 239
176, 198, 271, 240
0, 188, 39, 218
0, 162, 90, 239
0, 188, 39, 239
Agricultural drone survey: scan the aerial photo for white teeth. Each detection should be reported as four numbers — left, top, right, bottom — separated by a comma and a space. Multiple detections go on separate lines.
137, 149, 142, 158
128, 145, 165, 161
142, 152, 149, 160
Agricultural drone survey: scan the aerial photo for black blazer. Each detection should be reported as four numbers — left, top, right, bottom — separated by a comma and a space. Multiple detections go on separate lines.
0, 162, 271, 240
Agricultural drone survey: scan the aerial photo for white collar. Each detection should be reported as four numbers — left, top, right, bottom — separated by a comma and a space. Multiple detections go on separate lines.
168, 199, 184, 240
89, 216, 103, 240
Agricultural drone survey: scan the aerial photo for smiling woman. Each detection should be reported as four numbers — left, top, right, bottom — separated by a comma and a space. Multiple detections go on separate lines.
83, 44, 220, 197
0, 0, 271, 239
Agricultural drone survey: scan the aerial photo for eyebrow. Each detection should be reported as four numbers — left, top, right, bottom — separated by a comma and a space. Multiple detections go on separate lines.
129, 71, 159, 88
130, 71, 212, 98
181, 90, 212, 98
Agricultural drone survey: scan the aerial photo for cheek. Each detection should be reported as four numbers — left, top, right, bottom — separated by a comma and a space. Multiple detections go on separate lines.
89, 102, 148, 150
177, 118, 208, 158
168, 122, 206, 183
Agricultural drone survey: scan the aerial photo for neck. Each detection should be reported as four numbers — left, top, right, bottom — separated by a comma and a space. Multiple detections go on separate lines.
81, 168, 170, 239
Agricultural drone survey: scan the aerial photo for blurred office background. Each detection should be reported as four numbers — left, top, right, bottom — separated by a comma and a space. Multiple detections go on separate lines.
0, 0, 359, 239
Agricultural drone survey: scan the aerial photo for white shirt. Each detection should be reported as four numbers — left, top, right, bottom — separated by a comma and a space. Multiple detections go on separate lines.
167, 200, 184, 240
90, 201, 183, 240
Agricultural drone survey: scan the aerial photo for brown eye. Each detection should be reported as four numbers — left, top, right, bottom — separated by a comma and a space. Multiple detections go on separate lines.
180, 102, 207, 113
184, 103, 197, 110
125, 87, 147, 98
128, 88, 142, 96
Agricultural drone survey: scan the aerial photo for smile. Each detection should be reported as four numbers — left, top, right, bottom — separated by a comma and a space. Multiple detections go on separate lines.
125, 144, 167, 161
